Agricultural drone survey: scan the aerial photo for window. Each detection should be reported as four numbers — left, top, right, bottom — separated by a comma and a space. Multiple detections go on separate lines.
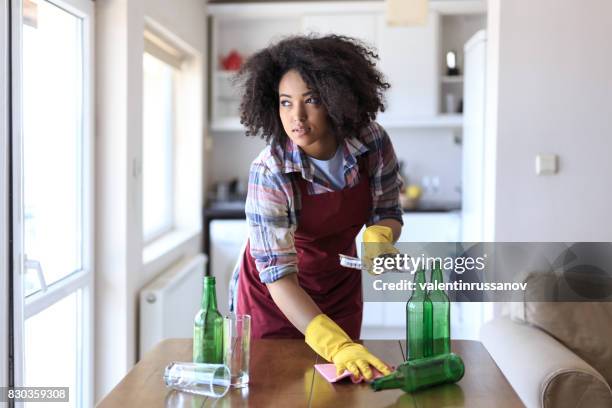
141, 28, 191, 244
23, 0, 84, 295
15, 0, 95, 407
142, 51, 177, 242
140, 22, 203, 267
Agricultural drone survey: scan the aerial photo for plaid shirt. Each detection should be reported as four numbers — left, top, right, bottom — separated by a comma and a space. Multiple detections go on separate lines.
244, 121, 403, 284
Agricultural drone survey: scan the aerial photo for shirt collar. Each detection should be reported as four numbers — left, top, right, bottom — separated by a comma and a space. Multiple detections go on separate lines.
277, 136, 369, 180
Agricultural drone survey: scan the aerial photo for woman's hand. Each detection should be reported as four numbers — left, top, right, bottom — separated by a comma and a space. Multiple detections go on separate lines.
362, 223, 401, 274
331, 342, 392, 379
305, 314, 392, 380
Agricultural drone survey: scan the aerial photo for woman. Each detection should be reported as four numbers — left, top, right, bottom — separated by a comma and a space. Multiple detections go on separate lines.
232, 35, 403, 380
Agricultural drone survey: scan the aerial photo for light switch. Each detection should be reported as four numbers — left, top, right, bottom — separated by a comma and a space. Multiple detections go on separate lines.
535, 154, 558, 175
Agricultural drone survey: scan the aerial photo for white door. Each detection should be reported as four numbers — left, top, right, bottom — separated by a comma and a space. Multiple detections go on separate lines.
11, 0, 94, 406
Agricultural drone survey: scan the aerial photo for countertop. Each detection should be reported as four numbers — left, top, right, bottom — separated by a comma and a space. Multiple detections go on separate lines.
204, 200, 461, 216
97, 339, 523, 408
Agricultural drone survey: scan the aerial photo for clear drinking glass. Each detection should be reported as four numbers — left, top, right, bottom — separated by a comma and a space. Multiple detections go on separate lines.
223, 314, 251, 387
163, 362, 230, 398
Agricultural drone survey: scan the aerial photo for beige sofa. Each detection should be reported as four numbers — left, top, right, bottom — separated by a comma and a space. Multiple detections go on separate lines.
481, 300, 612, 408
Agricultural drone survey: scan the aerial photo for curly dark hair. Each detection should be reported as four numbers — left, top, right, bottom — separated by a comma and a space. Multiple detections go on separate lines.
236, 34, 390, 148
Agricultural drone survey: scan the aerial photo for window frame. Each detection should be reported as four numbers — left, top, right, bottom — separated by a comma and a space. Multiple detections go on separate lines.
1, 0, 10, 392
11, 0, 95, 406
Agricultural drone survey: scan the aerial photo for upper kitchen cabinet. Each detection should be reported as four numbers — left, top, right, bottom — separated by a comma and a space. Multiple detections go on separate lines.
207, 1, 486, 132
376, 12, 440, 125
301, 12, 441, 126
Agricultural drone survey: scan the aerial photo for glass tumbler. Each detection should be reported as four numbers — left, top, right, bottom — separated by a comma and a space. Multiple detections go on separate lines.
163, 361, 230, 398
223, 313, 251, 387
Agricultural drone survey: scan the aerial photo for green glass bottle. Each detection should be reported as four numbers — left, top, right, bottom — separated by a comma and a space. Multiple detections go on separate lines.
193, 276, 223, 363
429, 260, 451, 355
371, 353, 465, 393
406, 268, 433, 360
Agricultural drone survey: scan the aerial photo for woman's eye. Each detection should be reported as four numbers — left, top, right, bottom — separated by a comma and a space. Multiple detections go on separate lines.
306, 97, 321, 104
280, 100, 291, 107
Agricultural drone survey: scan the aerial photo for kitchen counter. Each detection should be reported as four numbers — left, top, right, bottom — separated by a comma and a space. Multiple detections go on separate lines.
97, 339, 522, 407
205, 200, 460, 215
202, 200, 460, 261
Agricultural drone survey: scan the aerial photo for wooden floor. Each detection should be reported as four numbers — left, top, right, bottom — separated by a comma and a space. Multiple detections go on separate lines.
97, 339, 524, 408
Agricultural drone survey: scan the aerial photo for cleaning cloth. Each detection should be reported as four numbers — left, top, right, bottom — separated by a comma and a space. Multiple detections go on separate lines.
314, 364, 388, 384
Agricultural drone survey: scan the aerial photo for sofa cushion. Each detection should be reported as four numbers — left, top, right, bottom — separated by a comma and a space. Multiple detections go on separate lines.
507, 271, 612, 386
544, 369, 612, 408
481, 317, 612, 408
523, 302, 612, 386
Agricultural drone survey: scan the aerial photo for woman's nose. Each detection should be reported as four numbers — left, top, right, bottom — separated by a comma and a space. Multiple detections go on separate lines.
293, 103, 307, 121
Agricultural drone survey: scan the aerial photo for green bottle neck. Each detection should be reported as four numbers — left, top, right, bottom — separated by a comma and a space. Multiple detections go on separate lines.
413, 269, 426, 284
201, 277, 218, 311
431, 262, 444, 284
371, 371, 404, 391
411, 269, 427, 297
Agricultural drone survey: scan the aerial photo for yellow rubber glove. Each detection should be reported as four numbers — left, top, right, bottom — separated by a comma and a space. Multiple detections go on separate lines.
362, 225, 399, 274
305, 314, 392, 380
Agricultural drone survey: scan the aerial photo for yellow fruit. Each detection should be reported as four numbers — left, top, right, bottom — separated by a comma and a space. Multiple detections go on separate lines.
406, 185, 422, 200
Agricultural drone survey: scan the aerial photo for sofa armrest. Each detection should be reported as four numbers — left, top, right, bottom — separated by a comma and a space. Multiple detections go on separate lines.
480, 317, 612, 408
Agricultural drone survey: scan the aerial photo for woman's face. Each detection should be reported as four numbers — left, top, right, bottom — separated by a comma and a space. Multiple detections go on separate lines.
278, 69, 335, 159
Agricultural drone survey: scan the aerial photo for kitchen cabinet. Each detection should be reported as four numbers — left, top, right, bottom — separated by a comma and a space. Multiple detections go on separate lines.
360, 211, 462, 338
207, 1, 486, 132
209, 219, 248, 316
303, 11, 442, 126
377, 13, 440, 122
209, 211, 461, 337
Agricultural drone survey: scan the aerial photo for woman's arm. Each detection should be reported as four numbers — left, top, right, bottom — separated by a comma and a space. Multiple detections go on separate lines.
267, 273, 392, 379
266, 273, 321, 333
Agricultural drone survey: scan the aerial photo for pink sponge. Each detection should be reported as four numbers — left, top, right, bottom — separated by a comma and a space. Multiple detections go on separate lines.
314, 363, 388, 384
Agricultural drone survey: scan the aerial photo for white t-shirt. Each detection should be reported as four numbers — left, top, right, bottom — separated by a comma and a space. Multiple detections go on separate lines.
308, 146, 346, 190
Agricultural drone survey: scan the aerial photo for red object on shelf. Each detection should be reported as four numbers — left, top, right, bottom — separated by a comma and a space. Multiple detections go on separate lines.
221, 50, 243, 71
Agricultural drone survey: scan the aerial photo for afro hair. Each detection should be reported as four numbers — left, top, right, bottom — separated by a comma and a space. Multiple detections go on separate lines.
235, 34, 390, 148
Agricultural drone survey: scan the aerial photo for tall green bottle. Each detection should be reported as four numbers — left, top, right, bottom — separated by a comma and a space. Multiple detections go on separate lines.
371, 353, 465, 392
193, 276, 223, 363
429, 260, 451, 355
406, 268, 433, 360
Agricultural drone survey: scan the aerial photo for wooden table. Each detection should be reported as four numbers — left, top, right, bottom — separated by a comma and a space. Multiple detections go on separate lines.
98, 339, 524, 408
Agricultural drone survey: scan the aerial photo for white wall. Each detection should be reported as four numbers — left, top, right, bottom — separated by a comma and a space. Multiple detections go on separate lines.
389, 129, 462, 204
209, 128, 463, 204
489, 0, 612, 241
95, 0, 142, 401
95, 0, 206, 402
209, 133, 267, 186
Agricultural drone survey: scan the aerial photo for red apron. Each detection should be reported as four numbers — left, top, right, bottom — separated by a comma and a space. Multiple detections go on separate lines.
237, 159, 371, 339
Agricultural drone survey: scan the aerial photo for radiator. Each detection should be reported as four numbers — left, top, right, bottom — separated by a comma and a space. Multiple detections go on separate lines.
139, 254, 207, 359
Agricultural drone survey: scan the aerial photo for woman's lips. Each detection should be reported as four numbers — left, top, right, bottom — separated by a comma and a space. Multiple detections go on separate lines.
292, 126, 311, 136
